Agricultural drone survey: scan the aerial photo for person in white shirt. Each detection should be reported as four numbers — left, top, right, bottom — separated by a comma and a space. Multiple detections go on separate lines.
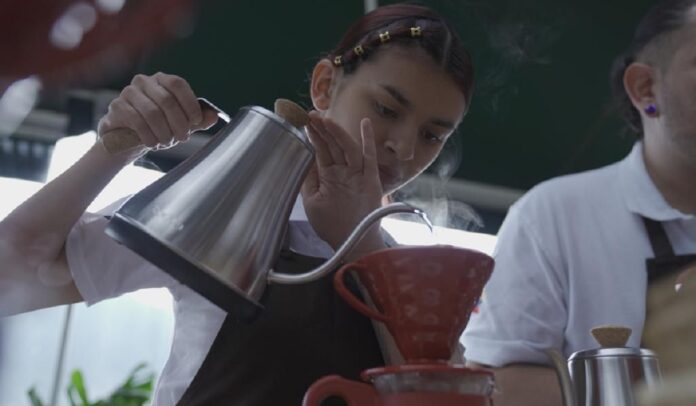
0, 4, 476, 405
462, 1, 696, 405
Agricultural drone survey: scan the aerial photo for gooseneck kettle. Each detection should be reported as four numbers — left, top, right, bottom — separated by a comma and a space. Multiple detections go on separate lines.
546, 325, 662, 406
101, 99, 419, 321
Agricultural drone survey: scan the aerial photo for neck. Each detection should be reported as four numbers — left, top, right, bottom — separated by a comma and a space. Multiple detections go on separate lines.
642, 129, 696, 215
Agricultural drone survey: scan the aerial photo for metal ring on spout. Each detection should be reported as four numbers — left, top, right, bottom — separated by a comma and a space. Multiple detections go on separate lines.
267, 202, 422, 284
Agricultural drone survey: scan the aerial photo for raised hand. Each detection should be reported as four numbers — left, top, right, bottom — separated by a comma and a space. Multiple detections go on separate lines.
301, 111, 385, 250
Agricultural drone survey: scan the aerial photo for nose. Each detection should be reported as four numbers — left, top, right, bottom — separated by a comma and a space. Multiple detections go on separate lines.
384, 130, 415, 161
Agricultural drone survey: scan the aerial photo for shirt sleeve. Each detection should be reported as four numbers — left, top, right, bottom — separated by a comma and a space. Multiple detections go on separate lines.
461, 195, 568, 367
66, 197, 177, 305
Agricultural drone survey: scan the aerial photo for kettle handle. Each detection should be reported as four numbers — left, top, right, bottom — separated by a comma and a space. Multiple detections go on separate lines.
101, 128, 142, 154
100, 98, 229, 154
302, 375, 378, 406
333, 263, 389, 323
545, 348, 576, 406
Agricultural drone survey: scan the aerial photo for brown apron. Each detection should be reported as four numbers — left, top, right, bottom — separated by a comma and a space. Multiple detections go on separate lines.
642, 217, 696, 283
175, 249, 384, 406
641, 217, 696, 373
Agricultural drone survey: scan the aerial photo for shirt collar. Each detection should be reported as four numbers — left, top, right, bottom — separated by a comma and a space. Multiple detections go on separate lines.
287, 197, 335, 258
289, 196, 309, 222
620, 142, 694, 221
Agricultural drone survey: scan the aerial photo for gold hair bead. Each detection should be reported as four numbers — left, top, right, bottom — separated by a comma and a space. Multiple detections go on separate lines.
410, 26, 422, 37
353, 45, 365, 56
333, 55, 343, 66
379, 31, 391, 43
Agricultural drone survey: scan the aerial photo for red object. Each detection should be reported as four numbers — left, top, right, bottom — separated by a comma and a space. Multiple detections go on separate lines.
334, 245, 494, 362
0, 0, 196, 84
303, 365, 495, 406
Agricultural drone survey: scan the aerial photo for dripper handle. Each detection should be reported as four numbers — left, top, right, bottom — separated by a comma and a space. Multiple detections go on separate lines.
302, 375, 378, 406
334, 263, 389, 323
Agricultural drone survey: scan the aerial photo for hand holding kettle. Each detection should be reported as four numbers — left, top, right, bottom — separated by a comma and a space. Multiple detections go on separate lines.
97, 72, 219, 160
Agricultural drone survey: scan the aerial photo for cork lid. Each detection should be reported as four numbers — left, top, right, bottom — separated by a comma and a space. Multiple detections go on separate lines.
274, 98, 309, 129
591, 325, 632, 348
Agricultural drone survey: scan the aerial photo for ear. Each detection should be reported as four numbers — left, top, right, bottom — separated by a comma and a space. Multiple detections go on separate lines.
310, 59, 340, 112
623, 62, 657, 111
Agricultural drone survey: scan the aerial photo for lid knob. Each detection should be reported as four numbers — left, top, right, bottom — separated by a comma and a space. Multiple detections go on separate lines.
274, 99, 309, 129
591, 325, 632, 348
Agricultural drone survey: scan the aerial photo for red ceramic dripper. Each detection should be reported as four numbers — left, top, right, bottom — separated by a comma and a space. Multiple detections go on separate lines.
334, 245, 494, 362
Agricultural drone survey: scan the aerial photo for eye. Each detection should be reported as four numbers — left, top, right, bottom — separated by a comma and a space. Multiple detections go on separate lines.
374, 101, 399, 119
422, 130, 444, 144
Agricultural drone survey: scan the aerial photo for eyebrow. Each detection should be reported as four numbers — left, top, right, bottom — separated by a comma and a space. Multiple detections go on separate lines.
379, 84, 457, 130
381, 84, 412, 109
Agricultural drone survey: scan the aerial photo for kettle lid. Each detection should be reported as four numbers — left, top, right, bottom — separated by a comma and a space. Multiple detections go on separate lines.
570, 347, 658, 360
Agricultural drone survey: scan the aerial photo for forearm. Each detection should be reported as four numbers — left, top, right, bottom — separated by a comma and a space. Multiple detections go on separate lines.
1, 142, 137, 258
474, 363, 561, 406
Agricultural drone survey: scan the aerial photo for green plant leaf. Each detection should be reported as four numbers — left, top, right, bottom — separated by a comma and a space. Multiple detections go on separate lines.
67, 369, 90, 406
27, 387, 45, 406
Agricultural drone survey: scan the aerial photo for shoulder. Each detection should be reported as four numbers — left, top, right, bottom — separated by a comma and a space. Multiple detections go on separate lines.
512, 161, 623, 221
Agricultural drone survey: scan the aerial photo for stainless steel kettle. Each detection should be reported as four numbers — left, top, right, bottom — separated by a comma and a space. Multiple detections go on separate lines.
547, 325, 662, 406
103, 103, 420, 321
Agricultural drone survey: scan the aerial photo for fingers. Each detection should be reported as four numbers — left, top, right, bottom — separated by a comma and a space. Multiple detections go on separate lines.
121, 83, 173, 145
308, 112, 366, 169
153, 72, 203, 127
322, 118, 362, 167
101, 97, 159, 148
134, 74, 191, 142
309, 112, 346, 166
98, 73, 209, 150
306, 112, 333, 168
360, 118, 379, 178
197, 106, 220, 132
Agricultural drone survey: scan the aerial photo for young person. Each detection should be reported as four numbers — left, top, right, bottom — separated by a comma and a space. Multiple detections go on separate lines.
462, 1, 696, 404
0, 4, 475, 404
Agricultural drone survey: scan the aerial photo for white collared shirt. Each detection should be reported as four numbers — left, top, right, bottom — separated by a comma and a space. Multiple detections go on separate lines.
461, 142, 696, 367
66, 197, 335, 405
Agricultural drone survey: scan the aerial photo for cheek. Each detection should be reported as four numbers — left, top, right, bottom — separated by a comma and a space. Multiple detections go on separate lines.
408, 144, 443, 174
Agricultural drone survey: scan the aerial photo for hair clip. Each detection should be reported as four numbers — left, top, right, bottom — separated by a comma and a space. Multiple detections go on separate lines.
410, 26, 422, 37
379, 31, 391, 43
333, 55, 343, 66
353, 45, 365, 57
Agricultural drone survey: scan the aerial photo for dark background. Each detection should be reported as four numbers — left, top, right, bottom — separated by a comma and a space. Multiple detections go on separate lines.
117, 0, 654, 190
3, 0, 659, 232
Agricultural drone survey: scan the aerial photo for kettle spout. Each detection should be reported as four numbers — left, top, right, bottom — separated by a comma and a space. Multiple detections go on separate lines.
267, 202, 421, 284
545, 348, 576, 406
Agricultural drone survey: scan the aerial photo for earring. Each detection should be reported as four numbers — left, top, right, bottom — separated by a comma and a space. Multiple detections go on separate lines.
644, 103, 659, 116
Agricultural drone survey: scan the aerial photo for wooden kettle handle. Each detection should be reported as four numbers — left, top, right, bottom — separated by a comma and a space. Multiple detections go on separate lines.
100, 128, 142, 154
99, 97, 230, 155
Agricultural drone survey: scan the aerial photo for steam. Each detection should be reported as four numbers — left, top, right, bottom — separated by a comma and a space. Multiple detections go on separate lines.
393, 135, 483, 234
473, 3, 570, 115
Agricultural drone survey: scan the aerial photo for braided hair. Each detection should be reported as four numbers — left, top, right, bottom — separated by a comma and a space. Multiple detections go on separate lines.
327, 4, 475, 112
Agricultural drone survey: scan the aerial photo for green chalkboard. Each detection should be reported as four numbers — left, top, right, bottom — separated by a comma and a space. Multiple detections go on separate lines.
127, 0, 656, 191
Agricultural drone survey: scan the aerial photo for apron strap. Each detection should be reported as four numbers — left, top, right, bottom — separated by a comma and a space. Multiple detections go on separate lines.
642, 217, 675, 257
640, 217, 696, 283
